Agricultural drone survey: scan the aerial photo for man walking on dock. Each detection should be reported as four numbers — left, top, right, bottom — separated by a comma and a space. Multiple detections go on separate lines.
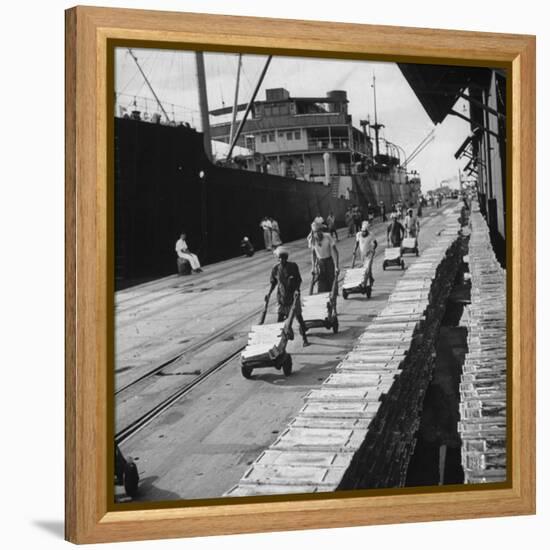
353, 221, 377, 286
387, 214, 405, 247
404, 208, 420, 238
310, 221, 339, 293
266, 247, 309, 346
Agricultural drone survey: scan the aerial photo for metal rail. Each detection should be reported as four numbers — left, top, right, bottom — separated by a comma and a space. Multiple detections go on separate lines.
116, 348, 244, 444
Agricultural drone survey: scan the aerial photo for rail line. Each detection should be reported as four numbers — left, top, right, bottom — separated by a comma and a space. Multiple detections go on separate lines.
115, 348, 244, 444
115, 302, 267, 395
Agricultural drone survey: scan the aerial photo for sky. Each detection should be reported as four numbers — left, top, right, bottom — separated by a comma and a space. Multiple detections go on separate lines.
115, 47, 475, 192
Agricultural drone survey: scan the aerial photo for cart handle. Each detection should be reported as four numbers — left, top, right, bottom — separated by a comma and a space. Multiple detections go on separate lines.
283, 291, 301, 337
258, 292, 271, 325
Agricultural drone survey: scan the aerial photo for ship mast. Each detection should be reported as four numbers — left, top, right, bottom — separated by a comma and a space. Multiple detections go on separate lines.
370, 73, 384, 158
226, 55, 272, 162
195, 52, 213, 161
229, 54, 242, 146
127, 49, 171, 123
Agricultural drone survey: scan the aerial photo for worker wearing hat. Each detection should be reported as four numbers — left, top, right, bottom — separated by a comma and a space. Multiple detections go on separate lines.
404, 208, 420, 239
353, 221, 377, 286
354, 221, 378, 262
266, 247, 309, 346
387, 212, 405, 247
309, 221, 339, 293
240, 236, 255, 257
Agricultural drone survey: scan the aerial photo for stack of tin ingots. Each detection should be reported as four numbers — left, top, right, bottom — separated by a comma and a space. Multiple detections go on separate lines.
241, 322, 287, 362
458, 207, 507, 483
301, 293, 331, 322
225, 209, 463, 497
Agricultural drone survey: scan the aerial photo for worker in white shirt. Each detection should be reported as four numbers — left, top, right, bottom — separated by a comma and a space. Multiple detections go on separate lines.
175, 232, 202, 273
404, 208, 420, 238
352, 221, 377, 285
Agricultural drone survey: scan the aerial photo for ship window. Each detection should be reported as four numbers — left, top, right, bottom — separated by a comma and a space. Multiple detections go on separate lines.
294, 130, 301, 140
286, 131, 293, 140
261, 134, 267, 143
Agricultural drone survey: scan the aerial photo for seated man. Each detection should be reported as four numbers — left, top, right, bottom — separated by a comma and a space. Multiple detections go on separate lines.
175, 232, 202, 273
240, 236, 255, 257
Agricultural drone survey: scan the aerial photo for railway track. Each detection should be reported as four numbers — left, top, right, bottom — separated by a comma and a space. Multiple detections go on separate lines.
115, 348, 244, 444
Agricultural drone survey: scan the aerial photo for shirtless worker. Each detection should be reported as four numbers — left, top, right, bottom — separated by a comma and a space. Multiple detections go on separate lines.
309, 221, 339, 293
266, 247, 309, 346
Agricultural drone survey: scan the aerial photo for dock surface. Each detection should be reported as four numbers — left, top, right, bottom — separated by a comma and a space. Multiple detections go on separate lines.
117, 204, 457, 501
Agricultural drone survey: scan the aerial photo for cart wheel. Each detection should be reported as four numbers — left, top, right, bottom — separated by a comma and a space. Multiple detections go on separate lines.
241, 365, 253, 379
401, 260, 405, 270
342, 289, 348, 300
282, 354, 292, 376
366, 286, 372, 299
332, 317, 339, 333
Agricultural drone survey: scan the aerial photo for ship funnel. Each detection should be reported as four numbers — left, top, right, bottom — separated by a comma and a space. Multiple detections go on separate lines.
326, 90, 348, 114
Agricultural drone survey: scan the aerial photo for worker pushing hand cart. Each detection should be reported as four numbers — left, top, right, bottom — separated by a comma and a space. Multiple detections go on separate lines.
342, 221, 377, 299
384, 213, 406, 270
302, 221, 340, 333
303, 268, 339, 333
402, 208, 420, 256
240, 291, 300, 379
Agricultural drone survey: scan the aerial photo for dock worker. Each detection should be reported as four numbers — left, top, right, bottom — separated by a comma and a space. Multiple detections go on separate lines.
387, 213, 405, 247
380, 201, 387, 222
352, 205, 362, 233
260, 217, 272, 251
353, 221, 378, 285
240, 236, 255, 257
345, 207, 355, 237
269, 217, 283, 248
175, 232, 202, 273
310, 221, 339, 293
326, 211, 338, 241
266, 247, 310, 347
404, 208, 420, 238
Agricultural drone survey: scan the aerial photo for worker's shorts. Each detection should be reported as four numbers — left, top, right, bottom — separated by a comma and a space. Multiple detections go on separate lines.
317, 257, 335, 293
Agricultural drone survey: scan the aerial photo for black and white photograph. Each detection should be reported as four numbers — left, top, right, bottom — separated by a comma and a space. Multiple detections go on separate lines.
113, 47, 507, 503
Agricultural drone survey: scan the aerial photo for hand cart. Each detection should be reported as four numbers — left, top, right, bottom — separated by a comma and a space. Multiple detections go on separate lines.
401, 236, 419, 256
383, 246, 405, 270
240, 292, 298, 379
342, 250, 375, 299
302, 272, 339, 333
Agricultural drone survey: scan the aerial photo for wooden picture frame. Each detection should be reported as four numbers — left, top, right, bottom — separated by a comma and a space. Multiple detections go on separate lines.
65, 5, 535, 544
